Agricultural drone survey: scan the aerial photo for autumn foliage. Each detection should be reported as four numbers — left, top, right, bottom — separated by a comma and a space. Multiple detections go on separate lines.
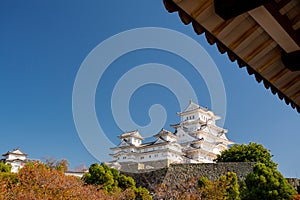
0, 162, 111, 199
293, 194, 300, 200
0, 162, 151, 200
0, 146, 298, 200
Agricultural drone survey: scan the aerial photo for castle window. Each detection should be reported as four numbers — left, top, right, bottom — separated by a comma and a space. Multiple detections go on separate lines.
149, 155, 151, 158
123, 156, 126, 159
141, 156, 144, 159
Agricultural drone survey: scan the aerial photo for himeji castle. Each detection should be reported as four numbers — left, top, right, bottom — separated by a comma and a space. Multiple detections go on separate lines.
108, 101, 234, 172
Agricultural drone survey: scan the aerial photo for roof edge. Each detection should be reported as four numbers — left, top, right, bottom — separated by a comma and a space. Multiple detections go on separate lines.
163, 0, 300, 113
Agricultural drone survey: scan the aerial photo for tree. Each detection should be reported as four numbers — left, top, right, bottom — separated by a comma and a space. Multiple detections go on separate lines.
215, 142, 277, 169
56, 158, 69, 171
198, 172, 240, 200
198, 176, 224, 199
0, 162, 11, 173
216, 142, 297, 199
0, 162, 17, 199
0, 162, 17, 183
83, 163, 152, 199
219, 172, 240, 200
117, 174, 135, 190
0, 161, 151, 199
43, 157, 69, 171
0, 162, 112, 200
75, 163, 88, 172
242, 163, 296, 200
134, 186, 152, 200
293, 194, 300, 200
83, 163, 116, 191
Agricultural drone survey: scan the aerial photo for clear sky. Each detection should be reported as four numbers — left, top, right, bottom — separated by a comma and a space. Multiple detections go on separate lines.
0, 1, 299, 177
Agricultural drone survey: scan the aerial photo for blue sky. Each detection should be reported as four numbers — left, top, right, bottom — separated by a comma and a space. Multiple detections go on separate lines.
0, 1, 299, 177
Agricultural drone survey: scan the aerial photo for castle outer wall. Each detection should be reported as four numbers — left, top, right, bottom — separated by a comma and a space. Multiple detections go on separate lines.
122, 162, 256, 193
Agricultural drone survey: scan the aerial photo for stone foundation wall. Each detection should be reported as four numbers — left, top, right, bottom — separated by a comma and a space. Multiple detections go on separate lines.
122, 162, 256, 192
118, 160, 170, 173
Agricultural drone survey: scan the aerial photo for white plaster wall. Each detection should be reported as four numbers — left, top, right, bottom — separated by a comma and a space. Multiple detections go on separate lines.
6, 154, 26, 161
176, 128, 195, 144
6, 161, 23, 173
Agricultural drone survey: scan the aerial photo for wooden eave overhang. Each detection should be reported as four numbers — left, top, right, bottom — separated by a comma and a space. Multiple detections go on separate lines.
2, 151, 28, 157
177, 108, 218, 119
163, 0, 300, 113
5, 158, 26, 162
192, 129, 234, 144
206, 123, 228, 133
185, 147, 216, 156
118, 130, 145, 140
153, 128, 177, 138
111, 140, 172, 151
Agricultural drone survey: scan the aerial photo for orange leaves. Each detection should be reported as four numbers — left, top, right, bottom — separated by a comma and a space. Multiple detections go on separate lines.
0, 162, 114, 199
0, 162, 153, 199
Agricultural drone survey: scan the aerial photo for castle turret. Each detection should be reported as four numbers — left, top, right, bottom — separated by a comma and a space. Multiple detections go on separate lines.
118, 130, 144, 146
153, 129, 177, 142
1, 148, 28, 173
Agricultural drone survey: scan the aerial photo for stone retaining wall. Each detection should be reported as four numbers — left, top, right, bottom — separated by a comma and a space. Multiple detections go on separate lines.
122, 162, 256, 192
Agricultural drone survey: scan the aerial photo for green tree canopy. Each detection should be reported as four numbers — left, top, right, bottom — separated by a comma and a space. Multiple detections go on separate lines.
242, 163, 296, 200
215, 142, 277, 168
198, 172, 240, 200
83, 163, 116, 191
215, 142, 297, 199
83, 163, 151, 199
0, 162, 11, 173
0, 162, 17, 182
117, 174, 135, 190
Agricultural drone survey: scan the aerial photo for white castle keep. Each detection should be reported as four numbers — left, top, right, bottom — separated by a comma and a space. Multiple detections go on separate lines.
1, 148, 29, 173
109, 101, 234, 172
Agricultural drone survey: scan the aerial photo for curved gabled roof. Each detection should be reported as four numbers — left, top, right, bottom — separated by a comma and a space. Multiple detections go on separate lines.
2, 148, 28, 157
118, 130, 145, 140
163, 0, 300, 113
